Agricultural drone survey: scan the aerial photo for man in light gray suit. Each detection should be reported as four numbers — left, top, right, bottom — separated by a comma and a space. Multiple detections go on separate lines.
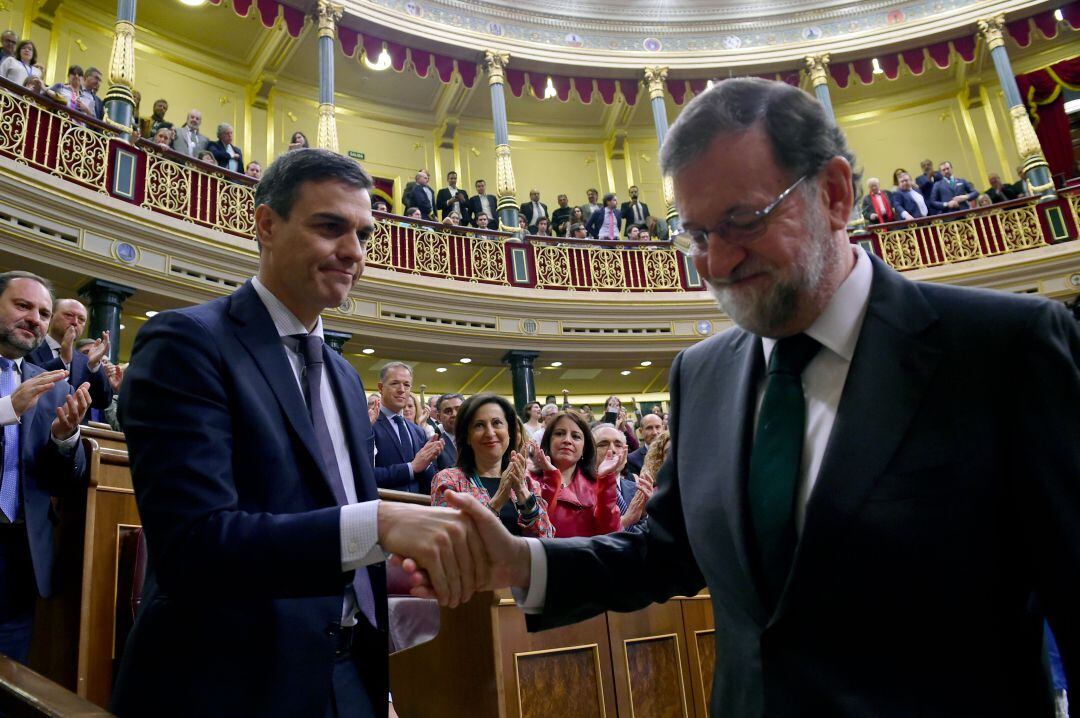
172, 108, 209, 158
426, 78, 1079, 717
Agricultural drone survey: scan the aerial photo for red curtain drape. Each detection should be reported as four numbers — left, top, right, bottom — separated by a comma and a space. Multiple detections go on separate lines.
1016, 58, 1080, 177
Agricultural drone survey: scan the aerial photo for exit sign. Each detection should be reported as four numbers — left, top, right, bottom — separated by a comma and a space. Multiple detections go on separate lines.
348, 151, 366, 160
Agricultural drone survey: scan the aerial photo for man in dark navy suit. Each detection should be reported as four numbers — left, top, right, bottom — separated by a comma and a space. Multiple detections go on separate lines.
0, 271, 90, 664
625, 411, 662, 476
372, 362, 442, 496
433, 393, 463, 472
929, 160, 979, 213
111, 149, 487, 718
404, 169, 436, 220
26, 297, 112, 416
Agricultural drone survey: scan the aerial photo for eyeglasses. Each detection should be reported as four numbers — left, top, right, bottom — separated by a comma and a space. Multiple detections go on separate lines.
674, 175, 807, 255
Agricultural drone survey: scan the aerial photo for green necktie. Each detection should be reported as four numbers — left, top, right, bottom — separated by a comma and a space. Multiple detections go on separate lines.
748, 333, 821, 610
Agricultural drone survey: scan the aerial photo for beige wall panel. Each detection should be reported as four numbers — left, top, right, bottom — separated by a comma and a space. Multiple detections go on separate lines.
511, 140, 608, 208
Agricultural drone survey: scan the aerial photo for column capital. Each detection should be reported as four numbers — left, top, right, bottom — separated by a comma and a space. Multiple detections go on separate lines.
78, 278, 135, 304
804, 53, 830, 88
484, 50, 511, 86
501, 350, 539, 367
317, 1, 343, 39
977, 14, 1006, 51
323, 330, 352, 355
643, 66, 668, 101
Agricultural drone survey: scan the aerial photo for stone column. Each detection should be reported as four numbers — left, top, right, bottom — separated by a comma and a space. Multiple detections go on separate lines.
804, 54, 835, 124
79, 279, 134, 365
644, 66, 680, 233
323, 330, 351, 355
484, 51, 520, 231
501, 350, 538, 417
978, 14, 1055, 199
316, 1, 343, 153
102, 0, 137, 139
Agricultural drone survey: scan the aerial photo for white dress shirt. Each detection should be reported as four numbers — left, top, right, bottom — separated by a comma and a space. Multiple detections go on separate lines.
250, 278, 385, 583
599, 208, 619, 240
479, 195, 494, 221
516, 244, 874, 610
899, 188, 928, 218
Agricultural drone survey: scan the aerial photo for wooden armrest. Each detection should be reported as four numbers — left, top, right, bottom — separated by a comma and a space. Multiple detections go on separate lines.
0, 654, 113, 716
377, 489, 430, 506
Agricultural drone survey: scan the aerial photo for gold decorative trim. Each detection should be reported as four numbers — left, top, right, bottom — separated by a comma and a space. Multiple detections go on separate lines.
1009, 105, 1044, 160
494, 142, 517, 199
977, 14, 1005, 52
316, 102, 339, 153
317, 0, 343, 39
643, 66, 668, 101
484, 49, 510, 87
108, 20, 136, 88
804, 53, 830, 88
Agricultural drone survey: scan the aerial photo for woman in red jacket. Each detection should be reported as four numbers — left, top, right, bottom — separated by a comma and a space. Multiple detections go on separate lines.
532, 411, 622, 538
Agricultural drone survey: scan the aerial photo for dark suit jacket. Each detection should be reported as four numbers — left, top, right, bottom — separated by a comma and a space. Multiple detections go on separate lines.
111, 282, 388, 718
437, 187, 470, 220
405, 183, 436, 220
893, 189, 927, 219
8, 361, 87, 599
986, 186, 1020, 203
204, 140, 243, 173
468, 194, 498, 227
372, 412, 437, 496
585, 207, 621, 239
915, 171, 942, 201
529, 254, 1079, 717
519, 201, 549, 230
625, 444, 647, 476
26, 342, 113, 411
434, 430, 457, 473
929, 177, 979, 213
860, 191, 902, 224
619, 201, 651, 234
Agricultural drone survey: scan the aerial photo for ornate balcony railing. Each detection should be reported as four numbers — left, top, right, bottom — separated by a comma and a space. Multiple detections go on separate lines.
0, 76, 1074, 293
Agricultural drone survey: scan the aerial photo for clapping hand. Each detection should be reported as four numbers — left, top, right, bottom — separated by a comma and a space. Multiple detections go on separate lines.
106, 361, 124, 393
596, 447, 621, 478
410, 435, 445, 473
620, 472, 655, 528
367, 396, 381, 425
490, 450, 528, 511
530, 441, 557, 473
51, 382, 91, 440
85, 331, 110, 371
11, 370, 68, 417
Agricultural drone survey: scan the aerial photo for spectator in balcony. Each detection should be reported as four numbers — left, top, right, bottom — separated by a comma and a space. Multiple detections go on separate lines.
534, 217, 553, 237
646, 214, 669, 242
196, 150, 215, 164
1007, 165, 1028, 198
172, 109, 209, 158
147, 98, 169, 136
0, 30, 16, 63
893, 172, 927, 220
372, 199, 389, 212
639, 231, 652, 241
474, 212, 490, 230
975, 193, 993, 208
890, 168, 907, 192
405, 169, 435, 220
0, 40, 40, 86
47, 65, 93, 116
929, 161, 978, 213
245, 161, 262, 180
540, 402, 559, 430
627, 225, 641, 241
404, 206, 421, 220
152, 127, 173, 151
81, 67, 104, 120
532, 411, 621, 538
520, 189, 548, 232
570, 222, 587, 238
580, 187, 601, 219
441, 211, 462, 230
436, 170, 463, 219
985, 172, 1020, 204
586, 192, 621, 240
469, 179, 498, 228
860, 177, 901, 225
450, 190, 472, 226
915, 158, 942, 206
562, 206, 585, 237
206, 122, 243, 174
287, 131, 309, 151
551, 194, 573, 236
517, 214, 528, 238
621, 185, 651, 235
21, 75, 43, 94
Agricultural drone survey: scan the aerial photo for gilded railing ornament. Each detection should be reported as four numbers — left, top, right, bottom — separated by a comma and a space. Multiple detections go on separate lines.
316, 103, 339, 153
644, 66, 668, 101
535, 245, 572, 288
471, 239, 506, 282
107, 21, 136, 88
414, 228, 450, 275
644, 251, 679, 289
317, 0, 343, 40
0, 93, 27, 153
57, 125, 108, 186
143, 154, 191, 215
590, 248, 626, 289
804, 54, 830, 88
484, 50, 510, 86
977, 15, 1006, 51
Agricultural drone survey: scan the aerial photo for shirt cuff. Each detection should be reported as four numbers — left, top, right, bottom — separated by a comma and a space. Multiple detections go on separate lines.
0, 396, 18, 426
52, 426, 80, 455
340, 500, 388, 571
511, 538, 548, 614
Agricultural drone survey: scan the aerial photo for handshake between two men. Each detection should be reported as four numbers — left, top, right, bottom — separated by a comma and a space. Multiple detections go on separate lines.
376, 490, 530, 608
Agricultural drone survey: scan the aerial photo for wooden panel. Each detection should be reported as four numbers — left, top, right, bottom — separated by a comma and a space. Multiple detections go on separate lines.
0, 654, 113, 717
625, 634, 684, 718
607, 602, 692, 718
677, 597, 715, 718
80, 427, 127, 456
516, 644, 604, 718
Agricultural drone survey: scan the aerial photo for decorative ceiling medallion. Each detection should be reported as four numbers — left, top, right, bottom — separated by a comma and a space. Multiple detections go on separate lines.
404, 2, 422, 17
695, 319, 713, 336
565, 32, 583, 47
112, 241, 139, 265
520, 318, 538, 335
801, 26, 823, 40
487, 21, 503, 35
643, 37, 662, 52
722, 35, 742, 49
338, 298, 354, 314
887, 9, 906, 23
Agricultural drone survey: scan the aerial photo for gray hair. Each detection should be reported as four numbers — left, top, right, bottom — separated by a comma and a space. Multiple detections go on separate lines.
660, 77, 860, 196
379, 361, 412, 382
216, 123, 232, 138
437, 392, 464, 411
541, 403, 558, 416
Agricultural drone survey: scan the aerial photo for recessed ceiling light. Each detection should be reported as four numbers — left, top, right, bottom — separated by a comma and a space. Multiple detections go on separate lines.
459, 357, 472, 364
549, 361, 562, 367
119, 324, 126, 330
361, 348, 375, 355
640, 360, 652, 367
871, 58, 884, 75
435, 367, 447, 373
364, 48, 391, 71
179, 0, 207, 6
144, 310, 157, 317
620, 370, 631, 376
1055, 8, 1064, 21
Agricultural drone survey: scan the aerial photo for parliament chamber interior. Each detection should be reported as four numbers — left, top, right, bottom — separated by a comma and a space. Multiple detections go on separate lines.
0, 0, 1076, 715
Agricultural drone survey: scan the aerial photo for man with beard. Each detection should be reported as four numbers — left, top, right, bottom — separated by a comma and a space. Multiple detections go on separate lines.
620, 185, 651, 236
427, 78, 1079, 717
0, 272, 90, 663
172, 109, 209, 158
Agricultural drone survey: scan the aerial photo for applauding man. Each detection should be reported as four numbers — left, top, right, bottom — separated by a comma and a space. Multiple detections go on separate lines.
26, 297, 112, 415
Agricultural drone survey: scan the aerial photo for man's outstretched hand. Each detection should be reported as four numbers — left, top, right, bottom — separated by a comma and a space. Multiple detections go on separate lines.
390, 490, 533, 602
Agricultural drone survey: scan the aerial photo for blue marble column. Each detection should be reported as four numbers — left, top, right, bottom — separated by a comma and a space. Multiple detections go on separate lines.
102, 0, 137, 139
644, 66, 680, 233
484, 51, 520, 231
315, 1, 342, 152
804, 54, 836, 124
979, 15, 1055, 199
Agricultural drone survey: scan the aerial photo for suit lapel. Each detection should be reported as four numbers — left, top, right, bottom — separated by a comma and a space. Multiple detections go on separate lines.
375, 414, 408, 465
227, 282, 347, 507
323, 351, 378, 503
774, 257, 941, 623
18, 362, 41, 463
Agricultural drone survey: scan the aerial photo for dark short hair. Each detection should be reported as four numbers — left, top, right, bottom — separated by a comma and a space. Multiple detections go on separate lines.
660, 77, 860, 196
14, 40, 35, 65
475, 179, 486, 185
437, 392, 464, 412
447, 170, 457, 178
85, 66, 101, 78
602, 192, 617, 205
520, 401, 541, 421
254, 148, 373, 220
0, 270, 52, 300
538, 411, 596, 482
587, 188, 598, 195
66, 64, 83, 77
570, 222, 585, 233
455, 393, 519, 477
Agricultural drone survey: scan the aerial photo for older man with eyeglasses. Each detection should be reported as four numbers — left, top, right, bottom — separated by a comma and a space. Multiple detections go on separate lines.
412, 77, 1080, 718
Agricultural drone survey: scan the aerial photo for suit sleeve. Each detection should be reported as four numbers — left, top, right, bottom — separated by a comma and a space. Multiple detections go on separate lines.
1013, 301, 1080, 692
118, 312, 345, 599
527, 351, 706, 631
32, 382, 88, 495
928, 182, 946, 212
73, 353, 113, 410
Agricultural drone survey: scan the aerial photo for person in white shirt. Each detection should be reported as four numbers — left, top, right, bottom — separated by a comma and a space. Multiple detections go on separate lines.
0, 40, 40, 87
171, 109, 209, 158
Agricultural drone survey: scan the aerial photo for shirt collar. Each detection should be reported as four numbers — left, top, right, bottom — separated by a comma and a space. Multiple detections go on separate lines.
250, 276, 324, 341
380, 404, 404, 420
45, 334, 60, 352
761, 243, 872, 366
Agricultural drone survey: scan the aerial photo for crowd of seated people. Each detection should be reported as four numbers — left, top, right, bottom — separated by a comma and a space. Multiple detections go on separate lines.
861, 158, 1029, 225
